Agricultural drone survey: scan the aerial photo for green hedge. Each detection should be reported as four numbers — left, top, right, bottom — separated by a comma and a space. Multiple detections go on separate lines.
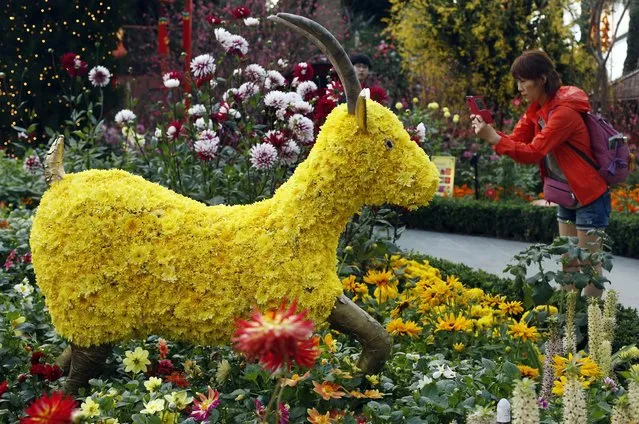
404, 196, 639, 259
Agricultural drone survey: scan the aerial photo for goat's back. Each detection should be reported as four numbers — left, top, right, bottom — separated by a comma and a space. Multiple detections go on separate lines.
30, 169, 342, 346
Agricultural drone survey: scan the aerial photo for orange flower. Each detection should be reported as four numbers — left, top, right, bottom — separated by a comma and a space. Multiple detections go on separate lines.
281, 371, 310, 387
323, 333, 337, 353
363, 389, 384, 399
307, 408, 333, 424
312, 380, 347, 400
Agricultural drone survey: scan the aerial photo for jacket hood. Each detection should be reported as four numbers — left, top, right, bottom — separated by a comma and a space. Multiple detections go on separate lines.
526, 86, 590, 120
550, 86, 591, 113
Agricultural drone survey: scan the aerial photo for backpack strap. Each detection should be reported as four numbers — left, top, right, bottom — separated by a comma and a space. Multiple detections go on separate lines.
546, 109, 600, 171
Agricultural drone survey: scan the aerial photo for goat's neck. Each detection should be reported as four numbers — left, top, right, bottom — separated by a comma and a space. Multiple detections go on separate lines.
271, 157, 362, 239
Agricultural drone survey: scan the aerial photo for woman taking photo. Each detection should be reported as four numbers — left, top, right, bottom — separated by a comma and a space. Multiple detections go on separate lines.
471, 50, 611, 297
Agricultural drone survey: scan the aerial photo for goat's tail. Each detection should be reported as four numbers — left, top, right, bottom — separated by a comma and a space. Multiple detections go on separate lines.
44, 135, 66, 186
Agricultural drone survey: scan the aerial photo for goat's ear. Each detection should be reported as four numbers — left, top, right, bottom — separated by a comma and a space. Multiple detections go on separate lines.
356, 90, 369, 132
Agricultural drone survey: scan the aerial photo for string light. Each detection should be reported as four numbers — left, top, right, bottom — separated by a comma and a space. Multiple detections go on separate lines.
1, 0, 121, 148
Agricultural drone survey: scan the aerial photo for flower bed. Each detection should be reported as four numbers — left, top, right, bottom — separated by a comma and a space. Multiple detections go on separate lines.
2, 207, 639, 423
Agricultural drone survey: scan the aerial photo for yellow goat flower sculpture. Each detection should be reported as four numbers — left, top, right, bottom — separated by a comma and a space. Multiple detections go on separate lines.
29, 14, 439, 393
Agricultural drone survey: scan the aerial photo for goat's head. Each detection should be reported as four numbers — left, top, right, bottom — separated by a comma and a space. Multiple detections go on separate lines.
269, 13, 439, 210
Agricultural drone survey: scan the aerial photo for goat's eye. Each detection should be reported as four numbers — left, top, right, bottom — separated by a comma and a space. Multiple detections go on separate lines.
384, 139, 394, 149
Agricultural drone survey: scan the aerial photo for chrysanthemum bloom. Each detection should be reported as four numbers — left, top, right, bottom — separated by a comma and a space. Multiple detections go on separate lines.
144, 376, 163, 392
232, 301, 320, 373
265, 70, 286, 90
167, 120, 183, 141
363, 269, 399, 304
517, 365, 540, 379
278, 403, 290, 424
307, 408, 331, 424
122, 346, 151, 374
312, 380, 347, 400
249, 143, 278, 170
158, 338, 169, 359
114, 109, 136, 126
80, 397, 101, 418
280, 140, 300, 166
244, 17, 259, 26
141, 398, 165, 415
281, 371, 310, 387
453, 342, 465, 352
386, 318, 422, 337
230, 6, 250, 19
190, 54, 216, 79
88, 66, 111, 87
190, 387, 220, 422
163, 71, 182, 88
238, 82, 259, 102
435, 312, 472, 332
508, 319, 539, 342
214, 28, 249, 56
263, 129, 286, 147
164, 371, 189, 388
244, 64, 267, 82
206, 14, 222, 24
499, 301, 524, 316
296, 80, 318, 100
325, 80, 344, 102
23, 155, 42, 175
20, 391, 77, 424
293, 62, 314, 82
194, 131, 220, 161
60, 52, 88, 77
164, 391, 193, 410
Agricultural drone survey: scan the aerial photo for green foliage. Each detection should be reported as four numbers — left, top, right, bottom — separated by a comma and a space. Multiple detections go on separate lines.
0, 151, 46, 209
385, 0, 594, 114
404, 196, 639, 258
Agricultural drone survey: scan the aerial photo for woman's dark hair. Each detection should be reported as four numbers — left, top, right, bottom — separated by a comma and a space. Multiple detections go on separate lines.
511, 50, 562, 95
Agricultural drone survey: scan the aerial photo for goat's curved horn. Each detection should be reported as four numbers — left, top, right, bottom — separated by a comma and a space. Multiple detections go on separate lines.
267, 13, 360, 115
328, 294, 391, 375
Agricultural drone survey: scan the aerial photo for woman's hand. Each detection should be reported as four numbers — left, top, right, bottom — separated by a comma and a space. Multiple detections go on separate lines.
471, 114, 501, 146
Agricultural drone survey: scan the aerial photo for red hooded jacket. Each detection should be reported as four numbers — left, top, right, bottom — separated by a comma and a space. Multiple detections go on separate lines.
494, 86, 608, 206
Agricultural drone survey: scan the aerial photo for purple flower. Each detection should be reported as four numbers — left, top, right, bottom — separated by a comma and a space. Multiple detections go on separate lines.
278, 403, 289, 424
537, 397, 549, 409
604, 376, 619, 392
462, 150, 473, 160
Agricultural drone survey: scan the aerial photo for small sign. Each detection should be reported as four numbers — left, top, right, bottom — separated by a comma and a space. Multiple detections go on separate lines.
432, 156, 456, 197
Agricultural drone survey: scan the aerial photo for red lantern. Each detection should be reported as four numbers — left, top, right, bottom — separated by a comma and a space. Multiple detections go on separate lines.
158, 17, 169, 56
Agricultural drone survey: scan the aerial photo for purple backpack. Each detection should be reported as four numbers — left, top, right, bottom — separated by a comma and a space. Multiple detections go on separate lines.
554, 111, 631, 186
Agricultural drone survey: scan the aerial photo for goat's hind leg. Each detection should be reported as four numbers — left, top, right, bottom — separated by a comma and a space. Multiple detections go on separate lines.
64, 343, 112, 395
328, 295, 391, 375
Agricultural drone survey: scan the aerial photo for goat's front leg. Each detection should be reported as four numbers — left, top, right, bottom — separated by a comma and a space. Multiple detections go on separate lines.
328, 295, 391, 375
64, 343, 112, 395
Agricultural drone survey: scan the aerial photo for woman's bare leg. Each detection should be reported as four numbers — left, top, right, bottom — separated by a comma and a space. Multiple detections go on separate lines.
559, 222, 580, 292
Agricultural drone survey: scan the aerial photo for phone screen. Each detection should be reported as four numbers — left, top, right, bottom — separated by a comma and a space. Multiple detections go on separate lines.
474, 98, 486, 110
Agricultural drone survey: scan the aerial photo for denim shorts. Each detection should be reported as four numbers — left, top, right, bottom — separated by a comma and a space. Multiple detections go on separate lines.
557, 191, 611, 230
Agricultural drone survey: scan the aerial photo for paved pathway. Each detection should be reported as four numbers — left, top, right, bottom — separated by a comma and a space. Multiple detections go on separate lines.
396, 229, 639, 310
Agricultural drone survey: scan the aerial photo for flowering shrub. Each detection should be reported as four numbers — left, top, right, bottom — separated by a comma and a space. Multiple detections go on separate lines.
2, 206, 639, 422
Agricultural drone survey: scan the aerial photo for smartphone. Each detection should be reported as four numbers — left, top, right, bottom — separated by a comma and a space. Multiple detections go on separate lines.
466, 96, 494, 124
